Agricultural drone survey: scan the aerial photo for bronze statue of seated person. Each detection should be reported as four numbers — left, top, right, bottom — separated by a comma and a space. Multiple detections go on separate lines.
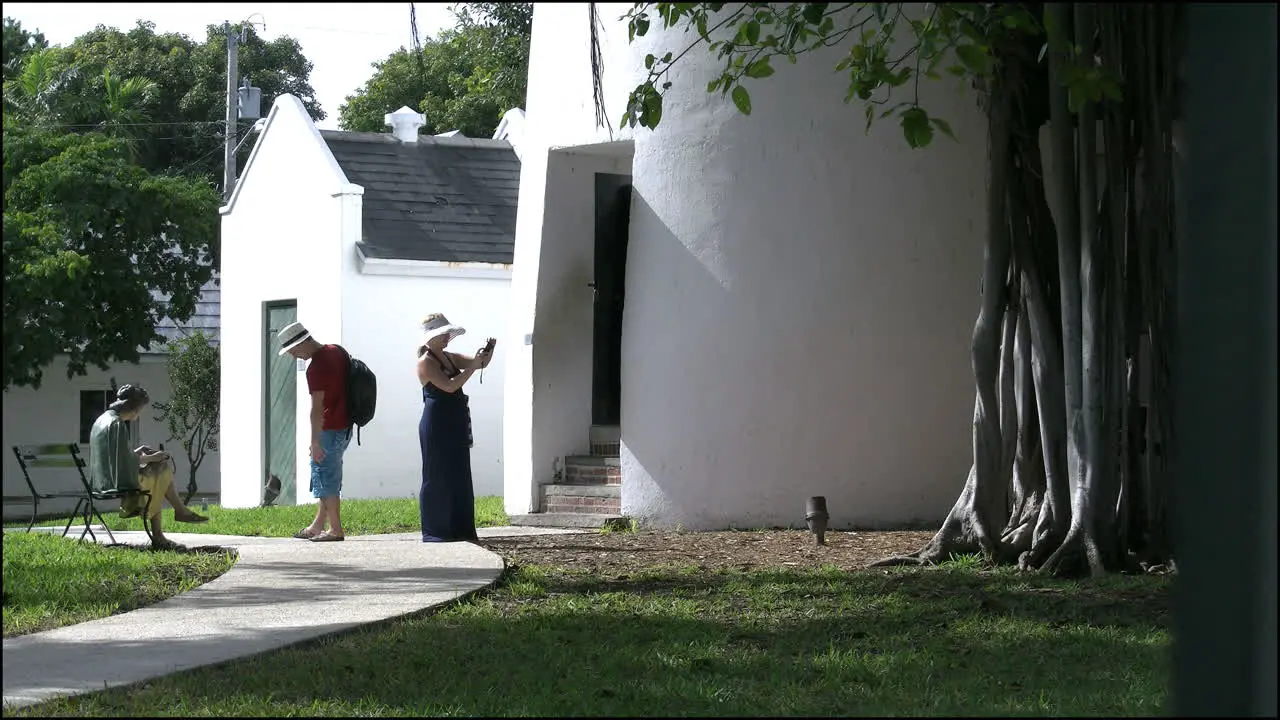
87, 385, 209, 550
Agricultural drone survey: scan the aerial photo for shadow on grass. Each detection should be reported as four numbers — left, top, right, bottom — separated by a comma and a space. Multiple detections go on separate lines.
9, 566, 1171, 717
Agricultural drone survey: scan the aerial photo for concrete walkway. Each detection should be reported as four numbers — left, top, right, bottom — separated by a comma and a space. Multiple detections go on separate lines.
2, 525, 583, 710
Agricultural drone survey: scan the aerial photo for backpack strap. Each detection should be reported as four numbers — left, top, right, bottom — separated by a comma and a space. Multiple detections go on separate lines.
337, 345, 360, 446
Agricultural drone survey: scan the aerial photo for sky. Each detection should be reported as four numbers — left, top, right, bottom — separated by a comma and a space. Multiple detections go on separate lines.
3, 2, 456, 130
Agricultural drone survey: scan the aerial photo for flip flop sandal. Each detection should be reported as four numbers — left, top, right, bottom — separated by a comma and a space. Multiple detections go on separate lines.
176, 512, 210, 524
310, 532, 346, 542
293, 528, 321, 539
151, 539, 187, 552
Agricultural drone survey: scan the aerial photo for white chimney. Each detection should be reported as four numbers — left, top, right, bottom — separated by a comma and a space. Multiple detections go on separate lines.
384, 106, 426, 143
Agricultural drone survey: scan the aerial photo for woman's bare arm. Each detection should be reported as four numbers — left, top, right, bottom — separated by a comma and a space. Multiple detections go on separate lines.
448, 340, 495, 369
417, 351, 476, 393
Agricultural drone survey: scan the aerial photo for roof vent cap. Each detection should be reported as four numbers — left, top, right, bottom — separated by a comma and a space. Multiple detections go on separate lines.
384, 106, 426, 143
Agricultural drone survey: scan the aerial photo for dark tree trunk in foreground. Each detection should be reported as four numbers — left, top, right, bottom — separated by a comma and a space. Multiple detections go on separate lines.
876, 2, 1183, 576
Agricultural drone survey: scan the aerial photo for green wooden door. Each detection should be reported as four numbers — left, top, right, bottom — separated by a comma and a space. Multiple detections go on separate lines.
264, 303, 298, 505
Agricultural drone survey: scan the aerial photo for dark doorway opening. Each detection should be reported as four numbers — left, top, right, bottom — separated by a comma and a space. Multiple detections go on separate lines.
592, 173, 633, 427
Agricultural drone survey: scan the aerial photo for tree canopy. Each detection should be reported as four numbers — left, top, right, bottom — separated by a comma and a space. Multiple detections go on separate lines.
339, 2, 531, 138
1, 16, 320, 389
2, 17, 47, 83
2, 19, 322, 181
3, 124, 220, 389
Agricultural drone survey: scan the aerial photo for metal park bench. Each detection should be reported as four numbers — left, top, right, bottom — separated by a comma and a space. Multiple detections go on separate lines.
11, 443, 153, 545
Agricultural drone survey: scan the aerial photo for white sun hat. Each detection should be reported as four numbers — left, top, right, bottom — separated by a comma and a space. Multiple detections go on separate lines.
276, 321, 312, 356
421, 313, 466, 343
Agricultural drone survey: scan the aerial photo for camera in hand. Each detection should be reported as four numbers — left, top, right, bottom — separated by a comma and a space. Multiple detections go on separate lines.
483, 338, 497, 355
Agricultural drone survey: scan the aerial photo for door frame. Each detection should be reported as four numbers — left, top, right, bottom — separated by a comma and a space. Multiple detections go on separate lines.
261, 299, 298, 505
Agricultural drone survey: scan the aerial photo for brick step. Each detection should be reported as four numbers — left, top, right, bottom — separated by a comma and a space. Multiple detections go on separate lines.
509, 513, 629, 530
562, 456, 621, 485
541, 483, 620, 516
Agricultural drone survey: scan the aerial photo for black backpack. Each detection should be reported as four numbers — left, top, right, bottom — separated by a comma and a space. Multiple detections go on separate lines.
337, 346, 377, 446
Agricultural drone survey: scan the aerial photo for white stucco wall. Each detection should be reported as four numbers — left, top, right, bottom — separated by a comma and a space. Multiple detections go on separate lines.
2, 356, 221, 519
218, 95, 350, 509
341, 256, 511, 499
509, 4, 988, 529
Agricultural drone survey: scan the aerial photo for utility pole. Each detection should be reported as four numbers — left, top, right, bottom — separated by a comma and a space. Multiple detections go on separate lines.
223, 21, 239, 199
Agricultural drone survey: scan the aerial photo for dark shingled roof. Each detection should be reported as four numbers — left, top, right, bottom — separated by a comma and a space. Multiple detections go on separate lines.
145, 276, 221, 354
320, 131, 520, 265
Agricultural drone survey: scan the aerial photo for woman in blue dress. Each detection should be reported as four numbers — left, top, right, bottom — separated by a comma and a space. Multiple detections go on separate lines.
416, 313, 494, 543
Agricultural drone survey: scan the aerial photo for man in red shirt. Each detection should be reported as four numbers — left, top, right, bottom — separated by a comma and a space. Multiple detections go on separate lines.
278, 321, 352, 542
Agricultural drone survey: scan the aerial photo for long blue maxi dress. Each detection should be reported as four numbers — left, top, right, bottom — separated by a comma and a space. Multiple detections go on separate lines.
419, 349, 478, 543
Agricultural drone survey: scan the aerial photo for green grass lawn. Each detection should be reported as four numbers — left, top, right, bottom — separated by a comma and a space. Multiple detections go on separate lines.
7, 561, 1172, 717
13, 496, 509, 538
1, 533, 236, 638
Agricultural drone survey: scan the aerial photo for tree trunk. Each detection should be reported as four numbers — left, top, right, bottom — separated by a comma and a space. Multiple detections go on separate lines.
184, 459, 199, 504
1045, 0, 1086, 517
998, 301, 1045, 562
874, 1, 1182, 577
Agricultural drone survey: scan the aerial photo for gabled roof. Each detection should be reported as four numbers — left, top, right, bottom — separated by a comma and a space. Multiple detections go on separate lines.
220, 94, 351, 217
320, 131, 520, 265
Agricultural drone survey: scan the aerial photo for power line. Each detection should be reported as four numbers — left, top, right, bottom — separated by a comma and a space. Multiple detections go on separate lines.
32, 120, 227, 129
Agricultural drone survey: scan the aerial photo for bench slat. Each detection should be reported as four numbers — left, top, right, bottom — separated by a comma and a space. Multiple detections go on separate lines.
15, 443, 78, 456
20, 458, 83, 468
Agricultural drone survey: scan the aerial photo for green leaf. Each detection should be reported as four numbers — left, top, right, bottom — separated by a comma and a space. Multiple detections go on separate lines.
743, 20, 761, 45
1067, 86, 1084, 114
955, 44, 990, 75
696, 14, 709, 37
645, 54, 656, 70
900, 106, 934, 148
643, 90, 663, 129
930, 116, 957, 142
744, 58, 775, 79
946, 65, 967, 77
864, 103, 874, 133
731, 85, 752, 115
635, 15, 651, 37
802, 3, 827, 25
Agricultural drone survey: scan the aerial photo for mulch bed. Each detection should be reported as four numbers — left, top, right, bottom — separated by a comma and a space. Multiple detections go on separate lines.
481, 529, 934, 576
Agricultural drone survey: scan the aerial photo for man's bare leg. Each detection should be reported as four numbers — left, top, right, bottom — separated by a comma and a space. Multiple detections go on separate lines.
326, 497, 344, 538
304, 500, 327, 535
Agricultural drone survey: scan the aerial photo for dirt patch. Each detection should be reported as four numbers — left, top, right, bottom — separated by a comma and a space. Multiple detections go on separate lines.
481, 529, 934, 576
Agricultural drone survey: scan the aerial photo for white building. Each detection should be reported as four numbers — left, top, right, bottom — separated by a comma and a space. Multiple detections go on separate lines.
218, 95, 519, 509
2, 280, 223, 521
503, 4, 988, 530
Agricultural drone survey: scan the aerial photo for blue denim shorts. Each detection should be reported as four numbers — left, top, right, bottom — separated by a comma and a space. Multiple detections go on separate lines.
309, 428, 351, 499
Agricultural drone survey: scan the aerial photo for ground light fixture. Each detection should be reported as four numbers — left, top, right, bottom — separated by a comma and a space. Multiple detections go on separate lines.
806, 496, 829, 546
